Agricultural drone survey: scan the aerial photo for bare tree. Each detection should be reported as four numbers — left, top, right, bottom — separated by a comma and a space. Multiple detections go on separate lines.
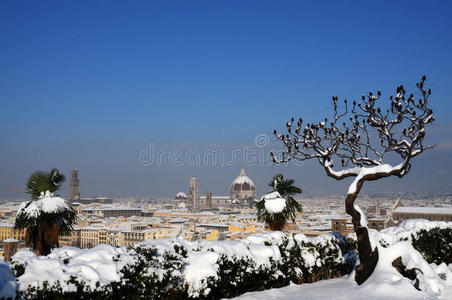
271, 76, 435, 284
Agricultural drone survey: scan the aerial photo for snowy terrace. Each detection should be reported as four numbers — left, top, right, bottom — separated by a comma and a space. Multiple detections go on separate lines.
0, 219, 450, 299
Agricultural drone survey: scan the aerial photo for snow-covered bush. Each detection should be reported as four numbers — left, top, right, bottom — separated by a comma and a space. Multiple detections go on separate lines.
10, 232, 348, 299
276, 234, 348, 284
411, 227, 452, 265
344, 220, 452, 295
202, 254, 281, 298
10, 220, 452, 299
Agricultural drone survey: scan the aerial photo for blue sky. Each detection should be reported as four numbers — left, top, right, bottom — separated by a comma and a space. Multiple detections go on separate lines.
1, 1, 452, 199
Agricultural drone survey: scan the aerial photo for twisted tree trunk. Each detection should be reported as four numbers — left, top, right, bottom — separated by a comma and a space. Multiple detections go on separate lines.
346, 179, 378, 285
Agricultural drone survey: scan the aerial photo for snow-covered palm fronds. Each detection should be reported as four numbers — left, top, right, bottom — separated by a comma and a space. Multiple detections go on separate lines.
15, 169, 76, 255
257, 174, 302, 231
26, 168, 65, 200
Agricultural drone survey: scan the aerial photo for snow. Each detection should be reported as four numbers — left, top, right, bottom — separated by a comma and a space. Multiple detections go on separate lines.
176, 202, 187, 209
176, 192, 187, 198
137, 231, 331, 296
17, 191, 71, 218
235, 221, 452, 300
370, 241, 445, 295
184, 251, 219, 296
394, 207, 452, 214
3, 238, 18, 243
12, 244, 136, 292
8, 220, 452, 299
231, 169, 256, 188
264, 198, 286, 214
136, 233, 285, 296
11, 230, 334, 297
233, 276, 452, 300
323, 159, 360, 178
0, 262, 16, 299
232, 176, 255, 185
353, 204, 368, 228
260, 192, 287, 214
348, 163, 403, 194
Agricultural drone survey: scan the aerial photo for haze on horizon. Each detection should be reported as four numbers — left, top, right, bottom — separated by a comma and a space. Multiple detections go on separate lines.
1, 1, 452, 200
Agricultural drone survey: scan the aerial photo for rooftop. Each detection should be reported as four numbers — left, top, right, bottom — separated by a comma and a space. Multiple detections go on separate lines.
393, 206, 452, 215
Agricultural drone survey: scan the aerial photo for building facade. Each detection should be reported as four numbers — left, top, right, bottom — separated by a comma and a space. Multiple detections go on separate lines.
59, 229, 81, 247
393, 207, 452, 222
73, 198, 114, 205
199, 195, 229, 208
0, 223, 26, 242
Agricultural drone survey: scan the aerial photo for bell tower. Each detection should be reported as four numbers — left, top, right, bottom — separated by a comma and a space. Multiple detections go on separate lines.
70, 169, 80, 200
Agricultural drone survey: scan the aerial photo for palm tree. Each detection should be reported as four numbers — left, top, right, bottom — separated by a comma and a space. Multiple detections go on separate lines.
15, 168, 76, 255
25, 168, 66, 199
256, 174, 302, 231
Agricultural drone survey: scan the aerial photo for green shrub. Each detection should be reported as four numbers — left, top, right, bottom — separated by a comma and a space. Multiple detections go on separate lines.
411, 227, 452, 264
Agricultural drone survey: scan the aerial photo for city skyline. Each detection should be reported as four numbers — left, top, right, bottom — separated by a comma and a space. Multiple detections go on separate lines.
1, 1, 452, 199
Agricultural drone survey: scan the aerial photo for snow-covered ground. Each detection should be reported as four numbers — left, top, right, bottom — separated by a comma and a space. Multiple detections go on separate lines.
0, 262, 16, 299
233, 275, 452, 300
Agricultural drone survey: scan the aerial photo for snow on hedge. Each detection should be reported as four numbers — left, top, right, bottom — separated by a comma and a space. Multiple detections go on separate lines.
12, 245, 136, 292
11, 231, 342, 297
7, 220, 452, 299
139, 231, 289, 296
368, 219, 452, 252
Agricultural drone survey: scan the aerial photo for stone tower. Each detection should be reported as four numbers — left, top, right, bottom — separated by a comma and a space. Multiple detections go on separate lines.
189, 178, 199, 209
205, 192, 212, 209
70, 169, 80, 200
3, 238, 18, 262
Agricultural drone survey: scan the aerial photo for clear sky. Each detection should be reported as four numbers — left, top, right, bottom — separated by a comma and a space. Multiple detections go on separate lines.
1, 0, 452, 200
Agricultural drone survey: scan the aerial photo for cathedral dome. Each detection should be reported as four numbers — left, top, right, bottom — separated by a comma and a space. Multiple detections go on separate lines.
175, 192, 188, 200
230, 169, 256, 200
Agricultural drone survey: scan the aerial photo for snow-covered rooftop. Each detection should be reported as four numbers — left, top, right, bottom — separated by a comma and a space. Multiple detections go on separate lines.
393, 207, 452, 215
3, 238, 18, 243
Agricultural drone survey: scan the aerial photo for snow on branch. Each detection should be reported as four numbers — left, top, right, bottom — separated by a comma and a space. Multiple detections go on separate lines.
271, 76, 435, 193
